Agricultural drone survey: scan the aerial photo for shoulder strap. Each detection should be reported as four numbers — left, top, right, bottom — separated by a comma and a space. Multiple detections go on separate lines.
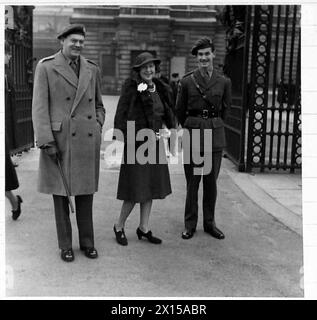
190, 73, 210, 105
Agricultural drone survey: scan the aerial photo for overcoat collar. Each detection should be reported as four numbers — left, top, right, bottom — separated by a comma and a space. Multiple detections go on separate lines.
52, 51, 92, 113
71, 55, 92, 113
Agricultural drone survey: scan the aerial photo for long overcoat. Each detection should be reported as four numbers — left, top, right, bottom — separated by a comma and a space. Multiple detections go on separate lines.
176, 68, 232, 152
113, 77, 175, 202
32, 51, 105, 196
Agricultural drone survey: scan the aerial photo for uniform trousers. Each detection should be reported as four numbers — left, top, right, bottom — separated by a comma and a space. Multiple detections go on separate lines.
183, 151, 222, 231
53, 194, 94, 250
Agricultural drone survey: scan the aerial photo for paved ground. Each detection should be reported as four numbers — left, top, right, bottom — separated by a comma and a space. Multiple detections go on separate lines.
5, 96, 303, 297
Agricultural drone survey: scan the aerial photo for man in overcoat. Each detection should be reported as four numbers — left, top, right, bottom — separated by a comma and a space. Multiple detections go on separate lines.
32, 24, 105, 262
176, 37, 232, 240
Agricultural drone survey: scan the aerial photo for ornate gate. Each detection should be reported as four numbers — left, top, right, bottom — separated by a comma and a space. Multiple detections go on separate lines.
5, 6, 34, 154
223, 5, 301, 172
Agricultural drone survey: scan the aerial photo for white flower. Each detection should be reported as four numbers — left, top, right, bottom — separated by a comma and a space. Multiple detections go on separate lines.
137, 82, 148, 92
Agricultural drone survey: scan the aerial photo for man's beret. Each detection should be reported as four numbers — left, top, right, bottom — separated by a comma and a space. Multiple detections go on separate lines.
57, 24, 86, 40
191, 37, 215, 56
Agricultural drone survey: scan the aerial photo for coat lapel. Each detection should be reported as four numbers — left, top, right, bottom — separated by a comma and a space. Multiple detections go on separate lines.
71, 56, 92, 113
52, 51, 78, 88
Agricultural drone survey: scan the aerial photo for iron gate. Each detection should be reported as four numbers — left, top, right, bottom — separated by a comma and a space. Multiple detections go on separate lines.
5, 6, 34, 154
223, 5, 301, 172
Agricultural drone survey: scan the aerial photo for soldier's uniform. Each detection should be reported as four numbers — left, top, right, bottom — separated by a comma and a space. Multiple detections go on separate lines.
176, 37, 232, 238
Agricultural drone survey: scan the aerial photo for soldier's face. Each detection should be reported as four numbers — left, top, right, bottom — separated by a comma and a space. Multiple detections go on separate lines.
140, 62, 156, 83
196, 47, 215, 69
61, 34, 85, 60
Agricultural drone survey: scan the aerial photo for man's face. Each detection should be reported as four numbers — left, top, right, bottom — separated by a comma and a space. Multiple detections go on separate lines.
61, 34, 85, 60
196, 47, 215, 70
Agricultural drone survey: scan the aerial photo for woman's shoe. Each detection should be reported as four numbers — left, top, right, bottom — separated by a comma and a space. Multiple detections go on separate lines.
113, 225, 128, 246
136, 227, 162, 244
12, 195, 23, 221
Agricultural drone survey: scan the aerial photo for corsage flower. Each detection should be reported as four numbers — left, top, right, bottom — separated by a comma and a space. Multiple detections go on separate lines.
137, 82, 148, 92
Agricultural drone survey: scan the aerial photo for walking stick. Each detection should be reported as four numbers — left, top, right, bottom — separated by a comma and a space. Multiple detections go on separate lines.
56, 157, 75, 213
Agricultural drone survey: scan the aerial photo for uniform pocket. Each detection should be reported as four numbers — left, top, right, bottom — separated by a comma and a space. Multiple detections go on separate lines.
51, 121, 62, 131
184, 116, 201, 128
211, 118, 224, 129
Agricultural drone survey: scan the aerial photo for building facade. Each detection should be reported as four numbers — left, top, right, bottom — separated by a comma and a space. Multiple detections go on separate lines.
33, 5, 227, 94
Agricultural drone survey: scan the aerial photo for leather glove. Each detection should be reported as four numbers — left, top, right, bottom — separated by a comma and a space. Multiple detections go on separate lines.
42, 142, 61, 162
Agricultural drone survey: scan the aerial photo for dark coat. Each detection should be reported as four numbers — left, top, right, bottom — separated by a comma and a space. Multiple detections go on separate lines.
5, 69, 19, 191
114, 76, 175, 202
32, 51, 105, 196
5, 67, 17, 151
176, 68, 232, 151
114, 77, 176, 140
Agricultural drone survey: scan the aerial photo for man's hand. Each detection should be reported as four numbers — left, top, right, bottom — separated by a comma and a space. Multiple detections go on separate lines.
42, 142, 61, 162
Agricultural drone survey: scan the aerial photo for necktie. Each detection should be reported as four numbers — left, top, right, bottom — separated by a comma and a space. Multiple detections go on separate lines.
70, 60, 79, 77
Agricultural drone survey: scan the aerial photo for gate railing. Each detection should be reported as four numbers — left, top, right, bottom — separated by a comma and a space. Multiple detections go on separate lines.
223, 5, 301, 172
5, 6, 34, 154
246, 5, 301, 172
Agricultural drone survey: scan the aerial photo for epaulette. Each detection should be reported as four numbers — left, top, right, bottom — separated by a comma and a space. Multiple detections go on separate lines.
39, 55, 56, 63
182, 70, 194, 79
87, 59, 98, 66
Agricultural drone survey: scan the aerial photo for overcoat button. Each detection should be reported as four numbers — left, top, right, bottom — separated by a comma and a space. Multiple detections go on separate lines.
89, 98, 92, 102
71, 114, 75, 118
72, 132, 76, 136
66, 97, 71, 100
88, 115, 92, 119
88, 133, 93, 137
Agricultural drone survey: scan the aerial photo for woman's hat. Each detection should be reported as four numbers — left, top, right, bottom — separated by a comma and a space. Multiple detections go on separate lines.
132, 52, 161, 70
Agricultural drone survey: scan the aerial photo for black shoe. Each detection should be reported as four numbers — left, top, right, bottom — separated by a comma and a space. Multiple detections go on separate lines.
12, 195, 23, 221
181, 228, 196, 240
136, 228, 162, 244
113, 225, 128, 246
204, 226, 225, 239
61, 248, 74, 262
80, 246, 98, 259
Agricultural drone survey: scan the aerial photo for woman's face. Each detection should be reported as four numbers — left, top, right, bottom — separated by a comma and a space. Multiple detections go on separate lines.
139, 62, 156, 83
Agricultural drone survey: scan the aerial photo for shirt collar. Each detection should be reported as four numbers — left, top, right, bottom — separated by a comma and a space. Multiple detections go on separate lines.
61, 50, 79, 65
199, 68, 213, 78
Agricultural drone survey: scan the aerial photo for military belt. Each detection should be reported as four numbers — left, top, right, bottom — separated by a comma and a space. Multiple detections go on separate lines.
187, 109, 219, 119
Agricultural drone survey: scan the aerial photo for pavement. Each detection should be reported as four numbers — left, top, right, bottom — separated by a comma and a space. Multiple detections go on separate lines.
5, 96, 303, 297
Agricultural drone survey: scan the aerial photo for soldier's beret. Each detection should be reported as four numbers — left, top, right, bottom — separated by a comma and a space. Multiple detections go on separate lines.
191, 37, 215, 56
57, 24, 86, 40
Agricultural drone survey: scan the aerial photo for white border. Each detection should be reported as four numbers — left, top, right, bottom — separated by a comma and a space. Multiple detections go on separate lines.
1, 0, 317, 300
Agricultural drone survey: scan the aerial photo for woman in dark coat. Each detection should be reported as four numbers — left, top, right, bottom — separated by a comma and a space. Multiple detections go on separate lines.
113, 52, 176, 246
5, 41, 22, 220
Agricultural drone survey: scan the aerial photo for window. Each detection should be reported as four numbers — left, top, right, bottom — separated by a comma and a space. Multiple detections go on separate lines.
101, 54, 116, 77
173, 34, 185, 43
138, 31, 151, 41
102, 32, 116, 41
